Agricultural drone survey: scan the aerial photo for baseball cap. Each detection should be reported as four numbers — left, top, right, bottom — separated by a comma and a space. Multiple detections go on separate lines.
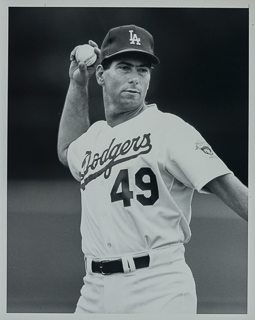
100, 25, 160, 65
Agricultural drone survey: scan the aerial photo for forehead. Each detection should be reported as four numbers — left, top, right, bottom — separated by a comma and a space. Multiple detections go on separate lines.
111, 52, 151, 66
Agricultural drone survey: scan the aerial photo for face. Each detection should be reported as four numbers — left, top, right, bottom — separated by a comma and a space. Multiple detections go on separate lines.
97, 53, 152, 112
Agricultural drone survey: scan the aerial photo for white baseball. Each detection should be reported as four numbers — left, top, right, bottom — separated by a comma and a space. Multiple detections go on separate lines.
75, 44, 97, 66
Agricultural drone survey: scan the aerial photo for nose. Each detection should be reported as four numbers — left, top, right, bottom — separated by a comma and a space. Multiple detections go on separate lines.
128, 68, 139, 85
128, 76, 139, 85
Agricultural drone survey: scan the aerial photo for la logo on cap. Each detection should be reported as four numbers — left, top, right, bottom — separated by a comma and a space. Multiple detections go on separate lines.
129, 30, 141, 45
100, 25, 160, 65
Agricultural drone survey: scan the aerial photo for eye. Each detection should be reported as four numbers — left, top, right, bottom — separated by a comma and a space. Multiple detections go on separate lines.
118, 65, 131, 73
137, 67, 150, 75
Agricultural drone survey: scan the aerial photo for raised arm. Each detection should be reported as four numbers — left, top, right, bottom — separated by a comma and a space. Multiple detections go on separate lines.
57, 40, 100, 167
205, 173, 248, 221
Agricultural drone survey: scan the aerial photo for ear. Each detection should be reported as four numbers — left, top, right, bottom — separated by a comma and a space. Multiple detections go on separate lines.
96, 65, 105, 86
146, 80, 150, 91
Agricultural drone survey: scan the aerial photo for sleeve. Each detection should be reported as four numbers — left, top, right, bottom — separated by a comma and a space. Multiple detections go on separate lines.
67, 136, 85, 181
66, 120, 106, 181
164, 116, 232, 193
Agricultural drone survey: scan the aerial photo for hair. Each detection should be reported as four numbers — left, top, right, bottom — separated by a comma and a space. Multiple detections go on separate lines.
101, 52, 153, 71
101, 57, 114, 70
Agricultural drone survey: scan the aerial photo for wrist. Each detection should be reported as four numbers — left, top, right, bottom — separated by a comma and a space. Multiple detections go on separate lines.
70, 79, 89, 92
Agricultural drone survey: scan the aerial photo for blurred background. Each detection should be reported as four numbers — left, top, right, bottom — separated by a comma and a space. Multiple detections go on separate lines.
7, 7, 248, 314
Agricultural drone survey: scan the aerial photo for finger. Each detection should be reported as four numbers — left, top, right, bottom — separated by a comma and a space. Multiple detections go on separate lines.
94, 47, 101, 56
88, 40, 98, 48
70, 59, 78, 68
87, 40, 101, 61
70, 46, 80, 61
70, 51, 76, 61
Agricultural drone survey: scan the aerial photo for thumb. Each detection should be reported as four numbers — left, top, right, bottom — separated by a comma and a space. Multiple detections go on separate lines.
78, 62, 86, 71
72, 62, 89, 86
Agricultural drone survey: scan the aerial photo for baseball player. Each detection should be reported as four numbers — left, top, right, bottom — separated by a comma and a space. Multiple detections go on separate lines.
57, 25, 248, 314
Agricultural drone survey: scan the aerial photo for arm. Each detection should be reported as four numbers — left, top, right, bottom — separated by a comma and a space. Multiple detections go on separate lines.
57, 40, 100, 167
205, 173, 248, 221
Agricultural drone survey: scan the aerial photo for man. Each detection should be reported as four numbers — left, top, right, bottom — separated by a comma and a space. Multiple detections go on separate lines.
57, 25, 248, 314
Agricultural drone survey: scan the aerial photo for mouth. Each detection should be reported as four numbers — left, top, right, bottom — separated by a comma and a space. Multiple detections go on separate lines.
124, 89, 140, 94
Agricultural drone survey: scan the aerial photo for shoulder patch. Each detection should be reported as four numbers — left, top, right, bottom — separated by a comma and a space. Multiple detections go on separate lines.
195, 140, 214, 156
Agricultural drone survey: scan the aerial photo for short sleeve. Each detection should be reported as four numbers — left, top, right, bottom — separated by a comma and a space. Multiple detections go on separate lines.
164, 116, 232, 193
67, 136, 85, 181
66, 120, 107, 182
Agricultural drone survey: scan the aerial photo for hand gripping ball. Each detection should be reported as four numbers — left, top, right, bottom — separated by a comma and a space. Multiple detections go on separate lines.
75, 44, 97, 66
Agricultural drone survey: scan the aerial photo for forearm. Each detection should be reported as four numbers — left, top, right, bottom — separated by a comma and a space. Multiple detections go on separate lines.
206, 173, 248, 221
57, 80, 90, 166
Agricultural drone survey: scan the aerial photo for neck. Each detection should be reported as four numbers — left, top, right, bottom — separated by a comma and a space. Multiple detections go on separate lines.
104, 102, 148, 127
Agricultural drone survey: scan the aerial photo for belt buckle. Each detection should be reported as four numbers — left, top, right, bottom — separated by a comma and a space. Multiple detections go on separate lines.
100, 260, 111, 275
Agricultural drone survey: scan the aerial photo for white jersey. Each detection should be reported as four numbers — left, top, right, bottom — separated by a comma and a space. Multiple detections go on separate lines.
67, 104, 231, 259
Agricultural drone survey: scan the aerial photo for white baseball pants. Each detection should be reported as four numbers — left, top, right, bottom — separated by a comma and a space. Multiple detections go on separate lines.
74, 244, 197, 314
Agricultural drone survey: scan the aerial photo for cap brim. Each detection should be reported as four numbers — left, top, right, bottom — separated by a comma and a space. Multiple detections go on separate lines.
102, 48, 160, 65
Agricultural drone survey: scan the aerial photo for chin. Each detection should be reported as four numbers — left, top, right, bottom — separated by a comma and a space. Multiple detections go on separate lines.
124, 101, 142, 110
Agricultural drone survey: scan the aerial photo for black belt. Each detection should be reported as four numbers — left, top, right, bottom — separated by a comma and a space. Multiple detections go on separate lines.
91, 255, 150, 275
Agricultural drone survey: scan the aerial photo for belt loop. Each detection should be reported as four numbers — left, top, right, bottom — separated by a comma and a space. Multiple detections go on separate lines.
122, 255, 136, 274
86, 257, 93, 275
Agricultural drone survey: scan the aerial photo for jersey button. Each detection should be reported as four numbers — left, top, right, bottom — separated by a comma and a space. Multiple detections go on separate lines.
107, 243, 112, 248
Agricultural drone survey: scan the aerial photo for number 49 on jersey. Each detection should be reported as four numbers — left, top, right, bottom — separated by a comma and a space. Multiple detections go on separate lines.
110, 167, 159, 207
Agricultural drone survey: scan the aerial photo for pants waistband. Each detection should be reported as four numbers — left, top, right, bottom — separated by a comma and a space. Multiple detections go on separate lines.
85, 244, 185, 276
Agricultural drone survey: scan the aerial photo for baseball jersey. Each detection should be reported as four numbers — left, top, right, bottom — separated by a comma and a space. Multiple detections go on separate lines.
67, 104, 232, 259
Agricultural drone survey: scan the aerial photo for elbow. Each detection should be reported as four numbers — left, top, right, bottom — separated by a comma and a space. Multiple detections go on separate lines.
57, 147, 69, 167
58, 154, 69, 168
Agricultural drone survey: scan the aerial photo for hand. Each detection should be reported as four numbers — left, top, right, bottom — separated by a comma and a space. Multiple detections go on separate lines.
69, 40, 101, 87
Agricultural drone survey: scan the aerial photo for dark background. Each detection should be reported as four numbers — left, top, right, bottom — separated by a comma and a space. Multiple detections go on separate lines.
8, 7, 248, 183
7, 7, 248, 314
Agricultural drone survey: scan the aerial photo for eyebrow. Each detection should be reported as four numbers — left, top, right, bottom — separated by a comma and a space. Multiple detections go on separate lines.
116, 61, 151, 68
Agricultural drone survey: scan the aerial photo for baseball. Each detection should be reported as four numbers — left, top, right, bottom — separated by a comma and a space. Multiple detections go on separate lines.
75, 44, 97, 66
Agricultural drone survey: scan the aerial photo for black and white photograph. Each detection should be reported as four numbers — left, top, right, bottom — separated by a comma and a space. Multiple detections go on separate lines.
1, 0, 255, 319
